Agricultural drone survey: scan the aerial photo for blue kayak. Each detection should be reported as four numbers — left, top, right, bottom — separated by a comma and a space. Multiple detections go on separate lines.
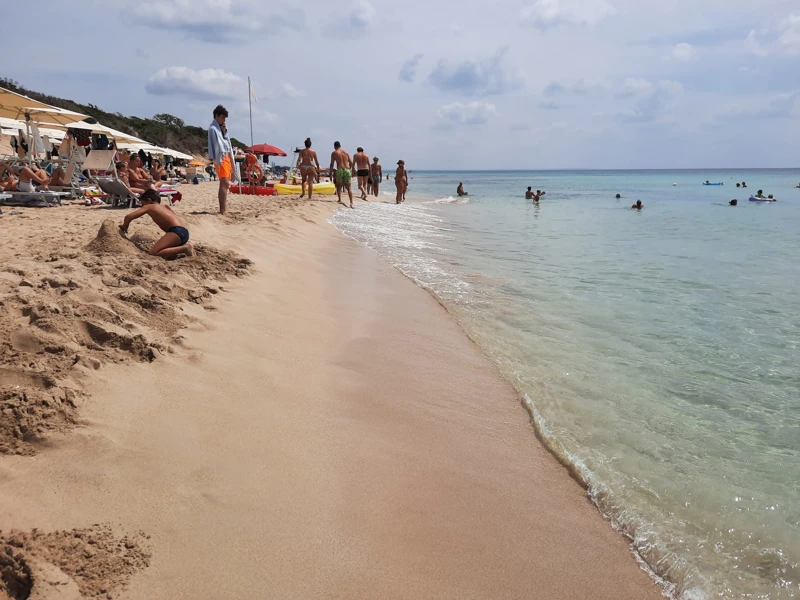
749, 196, 776, 202
703, 182, 724, 186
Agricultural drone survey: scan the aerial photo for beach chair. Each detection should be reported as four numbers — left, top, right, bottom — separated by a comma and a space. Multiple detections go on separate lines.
48, 163, 80, 198
94, 178, 138, 208
81, 150, 115, 176
1, 190, 69, 207
95, 178, 176, 209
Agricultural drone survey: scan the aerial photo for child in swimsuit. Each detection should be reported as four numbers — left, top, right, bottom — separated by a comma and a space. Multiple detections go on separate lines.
120, 189, 195, 259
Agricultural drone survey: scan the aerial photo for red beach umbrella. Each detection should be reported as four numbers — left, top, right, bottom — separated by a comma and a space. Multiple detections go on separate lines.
245, 143, 287, 157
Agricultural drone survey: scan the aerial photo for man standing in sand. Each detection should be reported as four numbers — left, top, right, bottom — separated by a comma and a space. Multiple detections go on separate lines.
352, 147, 371, 201
208, 104, 237, 215
370, 157, 382, 198
330, 141, 354, 208
395, 160, 406, 204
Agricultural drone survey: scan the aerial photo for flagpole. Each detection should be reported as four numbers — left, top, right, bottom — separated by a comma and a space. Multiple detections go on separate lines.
248, 76, 254, 147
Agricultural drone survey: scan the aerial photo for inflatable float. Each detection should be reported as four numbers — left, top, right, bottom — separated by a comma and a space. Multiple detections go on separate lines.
703, 182, 724, 186
749, 196, 776, 202
275, 182, 336, 196
230, 184, 277, 196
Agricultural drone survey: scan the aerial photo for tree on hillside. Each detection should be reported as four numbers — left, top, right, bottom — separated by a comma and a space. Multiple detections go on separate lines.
0, 77, 21, 92
153, 114, 185, 130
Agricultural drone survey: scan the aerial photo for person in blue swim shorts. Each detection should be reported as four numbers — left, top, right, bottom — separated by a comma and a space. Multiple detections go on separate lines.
120, 189, 195, 259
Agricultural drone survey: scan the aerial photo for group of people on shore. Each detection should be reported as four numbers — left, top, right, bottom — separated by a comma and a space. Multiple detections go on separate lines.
296, 138, 408, 207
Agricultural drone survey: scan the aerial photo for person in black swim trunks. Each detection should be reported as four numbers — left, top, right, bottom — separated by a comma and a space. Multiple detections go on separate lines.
120, 189, 195, 259
352, 147, 371, 200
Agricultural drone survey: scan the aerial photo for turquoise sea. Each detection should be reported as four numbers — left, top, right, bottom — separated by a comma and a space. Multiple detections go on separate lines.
332, 170, 800, 599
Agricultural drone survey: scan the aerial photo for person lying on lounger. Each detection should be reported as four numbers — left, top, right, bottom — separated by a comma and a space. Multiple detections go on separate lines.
116, 161, 146, 195
0, 161, 67, 191
119, 189, 194, 259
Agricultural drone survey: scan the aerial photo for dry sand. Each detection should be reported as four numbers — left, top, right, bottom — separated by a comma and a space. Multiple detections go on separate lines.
0, 184, 663, 598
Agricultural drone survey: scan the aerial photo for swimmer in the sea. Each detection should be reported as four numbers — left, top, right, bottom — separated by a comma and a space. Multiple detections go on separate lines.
632, 199, 643, 210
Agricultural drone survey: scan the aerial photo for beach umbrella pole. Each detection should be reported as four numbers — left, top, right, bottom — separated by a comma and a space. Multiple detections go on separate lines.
24, 114, 33, 166
248, 76, 253, 148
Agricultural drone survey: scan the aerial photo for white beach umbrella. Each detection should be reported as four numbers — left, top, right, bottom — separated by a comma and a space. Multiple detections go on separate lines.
0, 88, 88, 163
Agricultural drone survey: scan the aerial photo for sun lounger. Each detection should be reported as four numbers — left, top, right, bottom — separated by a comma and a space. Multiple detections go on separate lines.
48, 163, 80, 198
94, 178, 138, 208
0, 190, 69, 207
95, 178, 175, 209
81, 150, 115, 173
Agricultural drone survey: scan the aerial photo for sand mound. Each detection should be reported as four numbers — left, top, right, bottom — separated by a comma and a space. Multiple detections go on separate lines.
1, 223, 251, 454
0, 526, 150, 600
86, 221, 139, 256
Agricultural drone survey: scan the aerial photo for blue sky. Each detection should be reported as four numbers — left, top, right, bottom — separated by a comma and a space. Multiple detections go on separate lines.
4, 0, 799, 169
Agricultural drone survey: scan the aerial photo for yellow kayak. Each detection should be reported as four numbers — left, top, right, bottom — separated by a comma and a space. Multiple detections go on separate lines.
275, 182, 336, 196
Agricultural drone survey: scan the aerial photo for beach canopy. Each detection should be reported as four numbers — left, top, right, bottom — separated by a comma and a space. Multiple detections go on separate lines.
246, 143, 287, 157
0, 90, 88, 126
188, 159, 208, 167
0, 116, 66, 141
119, 142, 193, 160
57, 120, 145, 144
0, 88, 87, 124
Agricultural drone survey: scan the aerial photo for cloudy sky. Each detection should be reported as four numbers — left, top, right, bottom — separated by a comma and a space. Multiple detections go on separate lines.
5, 0, 800, 169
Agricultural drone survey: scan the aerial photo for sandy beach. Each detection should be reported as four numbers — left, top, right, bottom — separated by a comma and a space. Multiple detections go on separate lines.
0, 185, 662, 599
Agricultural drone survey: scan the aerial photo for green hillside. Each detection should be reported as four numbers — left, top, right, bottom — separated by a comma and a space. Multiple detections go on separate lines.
0, 77, 247, 156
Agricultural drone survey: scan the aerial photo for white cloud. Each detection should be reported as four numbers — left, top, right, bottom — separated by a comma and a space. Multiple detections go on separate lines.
745, 15, 800, 57
543, 78, 605, 96
723, 92, 799, 120
399, 54, 424, 83
435, 101, 497, 128
428, 48, 523, 96
778, 14, 800, 54
254, 108, 279, 124
617, 79, 683, 123
619, 78, 655, 97
145, 67, 243, 99
282, 82, 305, 98
520, 0, 615, 30
745, 30, 769, 57
130, 0, 304, 43
329, 0, 376, 37
672, 42, 695, 61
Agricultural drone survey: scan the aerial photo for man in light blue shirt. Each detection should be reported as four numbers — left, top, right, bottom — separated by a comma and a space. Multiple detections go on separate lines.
208, 104, 236, 214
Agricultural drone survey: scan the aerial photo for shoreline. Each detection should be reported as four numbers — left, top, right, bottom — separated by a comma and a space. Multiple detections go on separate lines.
0, 185, 663, 598
330, 197, 674, 595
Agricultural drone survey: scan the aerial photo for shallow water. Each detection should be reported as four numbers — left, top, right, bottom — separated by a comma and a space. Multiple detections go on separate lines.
333, 170, 800, 599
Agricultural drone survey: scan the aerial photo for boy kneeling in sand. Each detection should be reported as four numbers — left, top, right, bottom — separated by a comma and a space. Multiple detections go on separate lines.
120, 189, 195, 259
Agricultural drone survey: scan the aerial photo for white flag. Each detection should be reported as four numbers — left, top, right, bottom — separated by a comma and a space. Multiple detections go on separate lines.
249, 79, 258, 103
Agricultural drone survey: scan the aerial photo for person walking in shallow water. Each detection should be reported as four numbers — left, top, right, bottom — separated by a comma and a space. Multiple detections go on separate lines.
395, 160, 406, 204
353, 147, 371, 200
330, 141, 354, 208
370, 157, 382, 198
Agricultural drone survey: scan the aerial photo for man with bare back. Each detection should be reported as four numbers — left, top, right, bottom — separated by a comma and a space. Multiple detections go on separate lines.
330, 141, 354, 208
370, 156, 382, 197
352, 147, 371, 200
